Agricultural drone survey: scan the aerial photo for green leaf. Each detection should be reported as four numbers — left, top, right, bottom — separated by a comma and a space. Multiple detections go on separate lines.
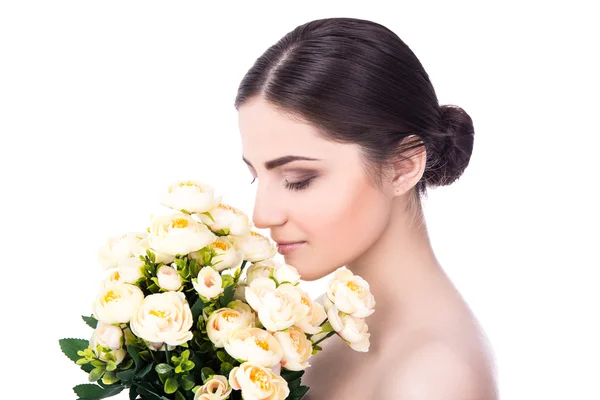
82, 315, 98, 329
128, 385, 138, 400
219, 362, 234, 376
116, 369, 135, 383
155, 363, 174, 375
191, 297, 205, 321
136, 361, 154, 378
73, 383, 124, 399
89, 366, 105, 382
175, 391, 186, 400
201, 212, 215, 223
281, 368, 304, 382
290, 385, 310, 400
101, 370, 120, 385
181, 373, 195, 391
164, 377, 179, 394
220, 284, 235, 307
126, 345, 141, 371
201, 367, 215, 382
135, 381, 170, 400
60, 338, 89, 363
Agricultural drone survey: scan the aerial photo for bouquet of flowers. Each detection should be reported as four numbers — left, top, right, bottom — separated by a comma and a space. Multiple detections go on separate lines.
59, 180, 376, 400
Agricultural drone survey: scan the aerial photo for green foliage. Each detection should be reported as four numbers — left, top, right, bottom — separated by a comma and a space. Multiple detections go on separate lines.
82, 315, 98, 329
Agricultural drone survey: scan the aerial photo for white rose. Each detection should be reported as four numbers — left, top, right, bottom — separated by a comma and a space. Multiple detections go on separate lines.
207, 237, 243, 271
193, 266, 224, 300
245, 278, 309, 332
90, 322, 126, 365
149, 213, 216, 256
206, 301, 255, 348
274, 326, 313, 371
229, 232, 276, 262
93, 282, 144, 324
162, 180, 219, 213
156, 265, 183, 291
130, 292, 193, 346
194, 375, 232, 400
245, 262, 274, 286
272, 263, 300, 285
224, 327, 283, 368
229, 362, 289, 400
294, 291, 327, 335
139, 237, 175, 264
98, 232, 148, 270
199, 203, 253, 237
117, 257, 145, 284
326, 267, 375, 318
327, 305, 371, 352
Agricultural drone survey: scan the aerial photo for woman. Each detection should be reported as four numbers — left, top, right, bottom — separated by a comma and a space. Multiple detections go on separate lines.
235, 17, 498, 399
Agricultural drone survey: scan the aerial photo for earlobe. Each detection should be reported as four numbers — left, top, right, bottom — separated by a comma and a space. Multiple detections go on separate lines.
391, 136, 427, 197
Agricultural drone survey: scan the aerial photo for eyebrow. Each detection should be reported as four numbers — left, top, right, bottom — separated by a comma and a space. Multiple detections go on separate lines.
242, 155, 320, 170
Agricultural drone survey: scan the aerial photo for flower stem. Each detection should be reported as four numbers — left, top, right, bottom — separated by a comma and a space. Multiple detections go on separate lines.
312, 331, 336, 347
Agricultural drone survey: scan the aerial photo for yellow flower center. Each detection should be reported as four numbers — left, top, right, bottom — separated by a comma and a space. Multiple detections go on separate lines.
250, 367, 270, 391
290, 331, 300, 350
171, 218, 189, 229
301, 297, 310, 307
346, 281, 362, 292
103, 290, 120, 303
218, 203, 233, 211
179, 181, 202, 190
221, 311, 238, 322
250, 231, 264, 238
149, 309, 166, 319
254, 337, 270, 351
210, 241, 228, 251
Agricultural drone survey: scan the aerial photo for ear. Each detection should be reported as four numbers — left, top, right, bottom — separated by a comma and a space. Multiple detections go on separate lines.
390, 136, 427, 197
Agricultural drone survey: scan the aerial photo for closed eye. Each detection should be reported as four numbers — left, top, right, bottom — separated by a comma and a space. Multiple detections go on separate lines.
284, 177, 315, 191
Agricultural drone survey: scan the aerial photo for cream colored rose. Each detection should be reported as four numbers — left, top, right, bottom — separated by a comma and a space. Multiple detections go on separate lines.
193, 266, 224, 300
229, 362, 289, 400
98, 232, 148, 270
294, 291, 327, 335
326, 267, 375, 318
199, 203, 253, 237
138, 237, 175, 264
246, 259, 300, 286
90, 322, 126, 365
229, 232, 276, 262
206, 302, 255, 348
93, 282, 144, 324
245, 278, 309, 332
149, 213, 216, 256
224, 327, 283, 368
245, 262, 274, 286
130, 292, 193, 346
207, 237, 243, 271
156, 265, 183, 291
194, 375, 232, 400
327, 305, 370, 352
116, 257, 145, 284
274, 326, 313, 371
162, 180, 219, 214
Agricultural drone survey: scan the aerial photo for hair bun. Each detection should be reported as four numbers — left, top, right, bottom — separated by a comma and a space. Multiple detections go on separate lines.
424, 104, 475, 187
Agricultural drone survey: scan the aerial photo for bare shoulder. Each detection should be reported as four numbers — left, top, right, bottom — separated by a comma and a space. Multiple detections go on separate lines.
378, 340, 498, 400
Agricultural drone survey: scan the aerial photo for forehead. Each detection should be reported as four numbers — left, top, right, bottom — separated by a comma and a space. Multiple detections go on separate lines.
238, 98, 342, 162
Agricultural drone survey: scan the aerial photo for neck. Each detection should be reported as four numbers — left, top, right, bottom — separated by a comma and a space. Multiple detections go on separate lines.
346, 195, 451, 351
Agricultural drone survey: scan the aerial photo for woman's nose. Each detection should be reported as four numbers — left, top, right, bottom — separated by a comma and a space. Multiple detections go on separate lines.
252, 184, 286, 229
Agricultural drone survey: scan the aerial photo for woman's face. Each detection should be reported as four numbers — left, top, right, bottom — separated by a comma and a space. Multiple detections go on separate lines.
238, 98, 393, 280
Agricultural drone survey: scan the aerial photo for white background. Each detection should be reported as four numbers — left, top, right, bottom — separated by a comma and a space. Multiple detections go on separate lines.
1, 1, 598, 399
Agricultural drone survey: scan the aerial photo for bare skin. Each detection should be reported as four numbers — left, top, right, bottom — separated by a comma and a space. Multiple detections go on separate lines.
238, 97, 498, 399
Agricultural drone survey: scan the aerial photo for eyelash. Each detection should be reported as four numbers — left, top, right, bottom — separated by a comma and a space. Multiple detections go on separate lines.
250, 177, 314, 191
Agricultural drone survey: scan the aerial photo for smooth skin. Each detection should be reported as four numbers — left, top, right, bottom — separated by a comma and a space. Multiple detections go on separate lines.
238, 97, 498, 400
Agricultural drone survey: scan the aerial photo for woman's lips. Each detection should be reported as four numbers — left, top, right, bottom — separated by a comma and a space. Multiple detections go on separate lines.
276, 241, 306, 255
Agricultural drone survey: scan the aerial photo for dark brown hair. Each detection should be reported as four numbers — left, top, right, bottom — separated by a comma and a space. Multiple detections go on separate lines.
235, 17, 474, 196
